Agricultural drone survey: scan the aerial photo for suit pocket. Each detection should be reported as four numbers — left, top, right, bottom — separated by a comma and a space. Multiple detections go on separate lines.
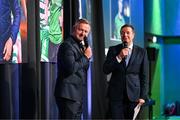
127, 75, 140, 87
62, 74, 82, 85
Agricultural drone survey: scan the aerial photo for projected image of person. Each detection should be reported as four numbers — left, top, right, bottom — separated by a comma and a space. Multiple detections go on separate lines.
0, 0, 21, 118
40, 0, 63, 62
48, 0, 63, 62
103, 24, 149, 119
112, 0, 130, 40
40, 0, 50, 61
54, 19, 92, 119
113, 0, 125, 40
12, 0, 27, 63
0, 0, 21, 63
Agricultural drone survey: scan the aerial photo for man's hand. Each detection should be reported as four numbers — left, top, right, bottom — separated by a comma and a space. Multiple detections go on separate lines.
137, 98, 145, 106
3, 37, 13, 61
118, 48, 129, 59
84, 46, 92, 59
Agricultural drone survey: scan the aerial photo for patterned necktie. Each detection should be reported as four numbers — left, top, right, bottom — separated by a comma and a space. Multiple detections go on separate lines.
125, 48, 132, 66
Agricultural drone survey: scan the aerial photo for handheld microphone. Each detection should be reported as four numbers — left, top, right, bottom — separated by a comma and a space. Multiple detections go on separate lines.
123, 41, 128, 59
80, 36, 89, 52
123, 41, 128, 48
84, 36, 89, 48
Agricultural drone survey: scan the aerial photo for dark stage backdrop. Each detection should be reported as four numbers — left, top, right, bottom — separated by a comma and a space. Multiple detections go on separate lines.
91, 0, 109, 118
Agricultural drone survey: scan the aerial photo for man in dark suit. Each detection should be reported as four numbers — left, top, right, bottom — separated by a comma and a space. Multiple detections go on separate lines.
54, 18, 92, 119
103, 24, 149, 119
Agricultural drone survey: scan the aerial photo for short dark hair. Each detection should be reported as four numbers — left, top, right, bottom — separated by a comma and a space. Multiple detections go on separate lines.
120, 24, 135, 33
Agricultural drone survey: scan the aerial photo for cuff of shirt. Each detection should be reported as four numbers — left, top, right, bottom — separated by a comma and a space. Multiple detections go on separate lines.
116, 56, 122, 63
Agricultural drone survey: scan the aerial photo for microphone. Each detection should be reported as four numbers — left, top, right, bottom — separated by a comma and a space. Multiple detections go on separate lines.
84, 36, 89, 48
123, 41, 128, 48
80, 36, 89, 52
123, 41, 128, 59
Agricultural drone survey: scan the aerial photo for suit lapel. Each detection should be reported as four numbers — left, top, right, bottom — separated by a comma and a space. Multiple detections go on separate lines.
71, 39, 84, 55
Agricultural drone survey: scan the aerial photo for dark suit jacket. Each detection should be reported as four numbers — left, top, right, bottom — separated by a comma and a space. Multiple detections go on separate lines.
103, 43, 149, 102
54, 36, 89, 102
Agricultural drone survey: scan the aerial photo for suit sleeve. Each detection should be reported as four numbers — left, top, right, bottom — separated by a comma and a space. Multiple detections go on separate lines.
10, 0, 21, 44
140, 49, 149, 100
58, 42, 89, 75
103, 46, 124, 74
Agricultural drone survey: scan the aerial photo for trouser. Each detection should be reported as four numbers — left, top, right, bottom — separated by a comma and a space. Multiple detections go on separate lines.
110, 100, 138, 119
110, 91, 138, 119
56, 97, 82, 120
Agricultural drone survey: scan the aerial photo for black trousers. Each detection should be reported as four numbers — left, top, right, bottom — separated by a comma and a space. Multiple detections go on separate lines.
110, 91, 138, 120
56, 97, 82, 120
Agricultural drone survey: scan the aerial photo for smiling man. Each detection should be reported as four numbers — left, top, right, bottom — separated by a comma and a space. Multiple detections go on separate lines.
54, 18, 92, 119
103, 24, 149, 119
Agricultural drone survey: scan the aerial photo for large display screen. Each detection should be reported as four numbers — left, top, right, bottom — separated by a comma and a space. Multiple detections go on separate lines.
103, 0, 130, 55
0, 0, 27, 64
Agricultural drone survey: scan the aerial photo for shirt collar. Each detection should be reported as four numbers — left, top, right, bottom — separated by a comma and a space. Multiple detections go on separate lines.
128, 43, 133, 50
